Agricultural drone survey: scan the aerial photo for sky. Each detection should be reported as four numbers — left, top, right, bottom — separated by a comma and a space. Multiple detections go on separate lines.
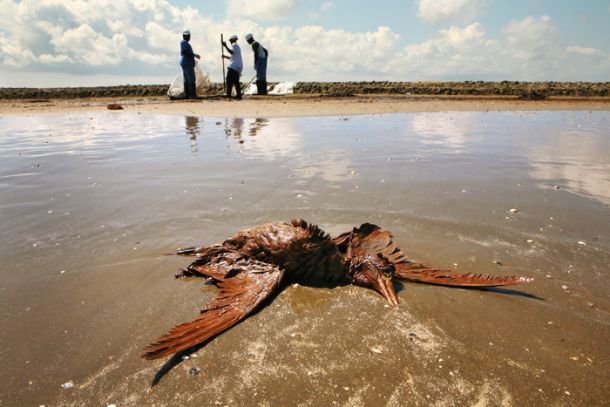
0, 0, 608, 87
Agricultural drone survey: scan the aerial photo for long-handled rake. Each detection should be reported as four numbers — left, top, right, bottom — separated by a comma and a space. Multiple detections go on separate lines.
220, 33, 226, 96
241, 74, 257, 96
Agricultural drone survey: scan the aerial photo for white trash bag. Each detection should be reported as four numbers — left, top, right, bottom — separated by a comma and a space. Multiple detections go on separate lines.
242, 83, 258, 95
268, 81, 294, 95
167, 61, 210, 99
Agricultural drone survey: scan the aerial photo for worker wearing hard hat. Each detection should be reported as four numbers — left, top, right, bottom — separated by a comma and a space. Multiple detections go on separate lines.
222, 34, 243, 100
180, 30, 201, 99
245, 34, 268, 95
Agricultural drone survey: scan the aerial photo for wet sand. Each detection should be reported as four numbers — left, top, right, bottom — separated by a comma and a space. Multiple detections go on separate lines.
0, 111, 609, 406
1, 94, 610, 118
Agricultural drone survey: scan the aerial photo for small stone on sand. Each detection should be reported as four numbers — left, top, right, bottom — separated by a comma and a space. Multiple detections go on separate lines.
61, 381, 74, 389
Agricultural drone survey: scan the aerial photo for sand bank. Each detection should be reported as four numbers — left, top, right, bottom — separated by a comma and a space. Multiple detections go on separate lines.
1, 95, 609, 117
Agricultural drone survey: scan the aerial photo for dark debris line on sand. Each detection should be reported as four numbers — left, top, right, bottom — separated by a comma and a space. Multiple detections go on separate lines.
0, 81, 608, 99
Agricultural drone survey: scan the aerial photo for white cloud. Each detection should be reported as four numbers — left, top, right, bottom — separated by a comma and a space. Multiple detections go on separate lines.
399, 23, 489, 77
226, 0, 297, 21
0, 2, 607, 85
566, 46, 602, 56
263, 25, 400, 76
417, 0, 486, 24
499, 15, 561, 78
321, 1, 335, 12
502, 15, 556, 48
390, 15, 608, 81
0, 0, 182, 75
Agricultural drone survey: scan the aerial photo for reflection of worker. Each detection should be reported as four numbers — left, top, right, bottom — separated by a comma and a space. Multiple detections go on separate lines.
232, 117, 244, 139
222, 35, 243, 100
245, 34, 268, 95
185, 116, 200, 140
249, 117, 268, 136
185, 116, 200, 152
180, 30, 201, 99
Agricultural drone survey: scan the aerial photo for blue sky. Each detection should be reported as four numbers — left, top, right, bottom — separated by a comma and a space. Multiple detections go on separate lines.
175, 0, 609, 48
0, 0, 608, 86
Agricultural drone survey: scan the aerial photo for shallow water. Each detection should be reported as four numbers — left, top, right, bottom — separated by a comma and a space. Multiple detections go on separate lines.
1, 111, 609, 406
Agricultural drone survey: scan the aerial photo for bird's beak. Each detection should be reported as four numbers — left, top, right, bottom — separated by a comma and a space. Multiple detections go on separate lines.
375, 275, 399, 305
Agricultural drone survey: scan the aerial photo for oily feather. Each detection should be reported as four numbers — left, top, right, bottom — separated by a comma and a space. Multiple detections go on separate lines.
143, 253, 284, 360
335, 223, 533, 287
394, 262, 533, 286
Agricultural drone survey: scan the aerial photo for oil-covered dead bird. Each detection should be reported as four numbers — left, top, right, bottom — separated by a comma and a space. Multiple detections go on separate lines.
143, 219, 533, 360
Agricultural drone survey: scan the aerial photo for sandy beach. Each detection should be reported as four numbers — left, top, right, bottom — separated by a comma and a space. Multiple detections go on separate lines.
1, 96, 609, 406
1, 94, 609, 117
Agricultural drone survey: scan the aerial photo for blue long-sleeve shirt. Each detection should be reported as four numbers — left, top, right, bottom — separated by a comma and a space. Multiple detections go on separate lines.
180, 40, 195, 67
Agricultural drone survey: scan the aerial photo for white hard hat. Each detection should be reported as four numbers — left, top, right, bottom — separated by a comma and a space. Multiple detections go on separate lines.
183, 30, 191, 36
245, 33, 253, 41
229, 34, 238, 41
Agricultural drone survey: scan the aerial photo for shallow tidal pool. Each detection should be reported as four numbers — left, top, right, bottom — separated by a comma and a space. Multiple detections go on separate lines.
1, 111, 609, 406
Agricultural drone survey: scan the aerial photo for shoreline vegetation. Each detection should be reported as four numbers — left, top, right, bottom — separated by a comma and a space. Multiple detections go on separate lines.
1, 81, 609, 100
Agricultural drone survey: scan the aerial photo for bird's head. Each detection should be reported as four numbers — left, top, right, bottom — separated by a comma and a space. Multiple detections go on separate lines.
350, 254, 399, 305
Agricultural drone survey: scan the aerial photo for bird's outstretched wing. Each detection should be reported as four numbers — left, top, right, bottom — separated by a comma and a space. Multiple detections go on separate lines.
334, 223, 533, 287
143, 253, 285, 360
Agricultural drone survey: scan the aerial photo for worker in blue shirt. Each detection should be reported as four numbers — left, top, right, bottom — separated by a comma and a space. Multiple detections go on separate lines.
245, 34, 268, 95
180, 30, 200, 99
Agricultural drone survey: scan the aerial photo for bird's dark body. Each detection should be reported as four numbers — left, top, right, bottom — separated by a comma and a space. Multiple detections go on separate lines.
212, 219, 347, 285
144, 219, 533, 361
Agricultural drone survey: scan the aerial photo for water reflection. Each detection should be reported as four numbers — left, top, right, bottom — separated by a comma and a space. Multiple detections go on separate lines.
224, 117, 268, 140
230, 118, 244, 139
296, 148, 353, 182
249, 118, 269, 137
185, 116, 201, 153
528, 126, 610, 205
221, 117, 353, 184
408, 112, 482, 150
2, 111, 608, 206
0, 113, 177, 159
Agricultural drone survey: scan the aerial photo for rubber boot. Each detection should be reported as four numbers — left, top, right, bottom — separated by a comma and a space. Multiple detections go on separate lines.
226, 80, 232, 98
183, 81, 191, 99
260, 80, 268, 95
256, 80, 264, 95
235, 81, 242, 100
189, 83, 198, 99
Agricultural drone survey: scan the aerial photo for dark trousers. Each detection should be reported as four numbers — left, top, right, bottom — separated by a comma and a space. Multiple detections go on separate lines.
226, 68, 241, 98
255, 57, 267, 95
181, 65, 196, 99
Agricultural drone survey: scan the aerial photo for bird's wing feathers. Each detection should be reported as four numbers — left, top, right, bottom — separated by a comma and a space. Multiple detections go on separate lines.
394, 262, 533, 287
142, 254, 284, 360
339, 223, 532, 287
